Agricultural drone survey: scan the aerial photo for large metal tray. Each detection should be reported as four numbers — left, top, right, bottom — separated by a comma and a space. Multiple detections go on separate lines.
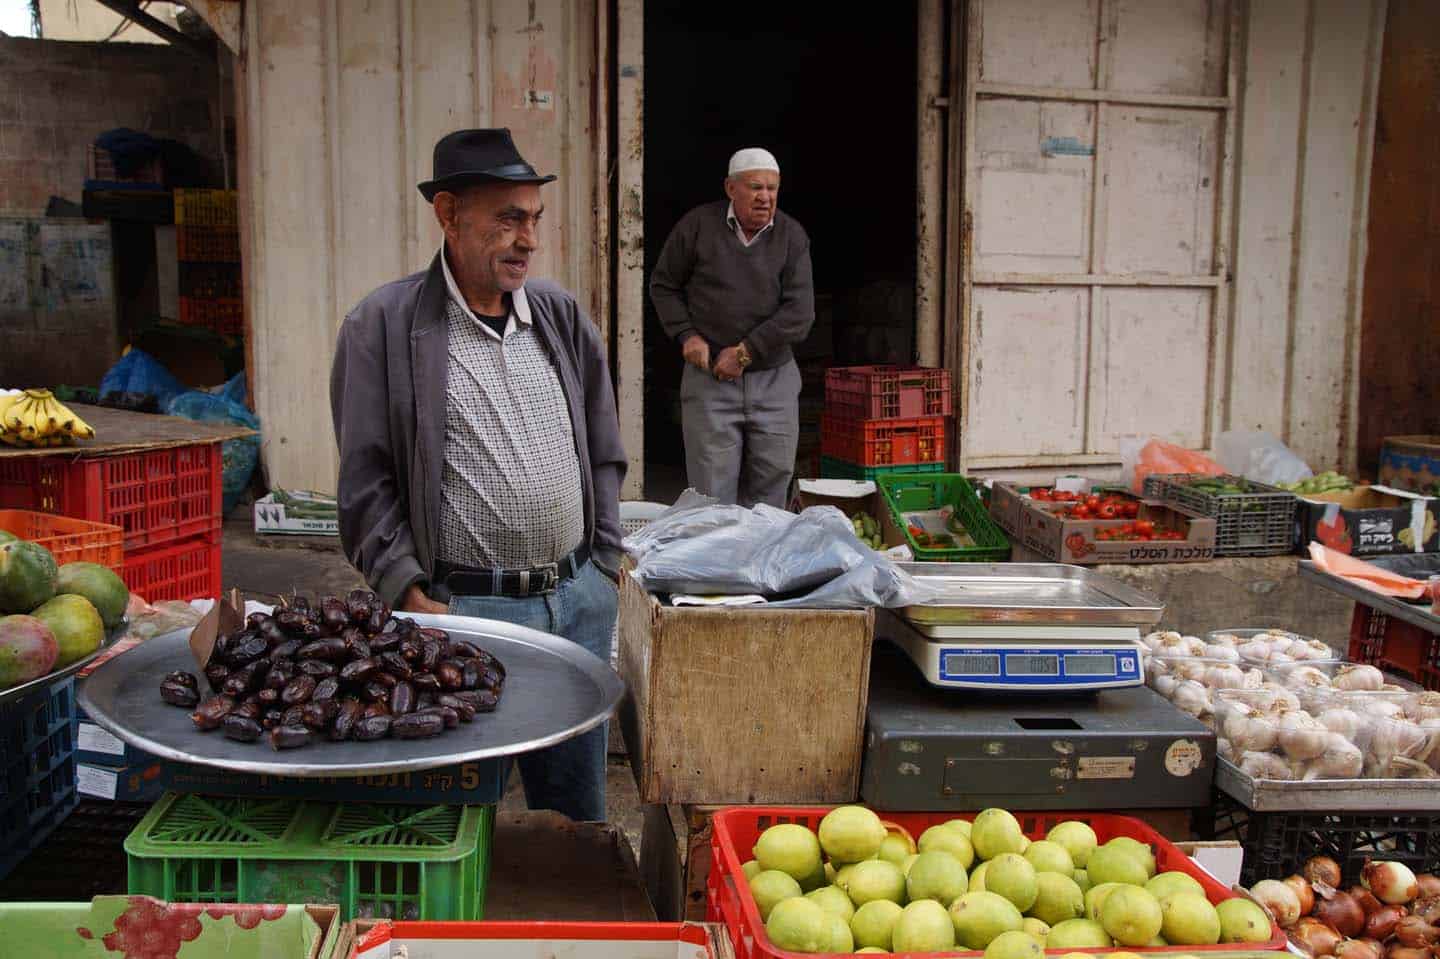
1299, 558, 1440, 635
0, 619, 128, 707
897, 563, 1165, 626
1215, 756, 1440, 812
77, 612, 625, 777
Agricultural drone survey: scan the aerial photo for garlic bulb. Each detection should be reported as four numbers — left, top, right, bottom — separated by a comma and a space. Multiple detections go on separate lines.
1284, 665, 1333, 691
1171, 680, 1212, 717
1142, 630, 1179, 651
1209, 632, 1241, 647
1152, 673, 1179, 698
1366, 699, 1406, 721
1410, 692, 1440, 722
1240, 750, 1296, 780
1268, 633, 1297, 653
1181, 635, 1208, 656
1278, 710, 1330, 760
1334, 664, 1385, 692
1318, 707, 1361, 741
1416, 718, 1440, 771
1304, 734, 1365, 780
1217, 737, 1236, 762
1238, 641, 1278, 663
1291, 639, 1337, 661
1241, 668, 1265, 691
1205, 664, 1248, 690
1203, 644, 1242, 663
1225, 707, 1279, 752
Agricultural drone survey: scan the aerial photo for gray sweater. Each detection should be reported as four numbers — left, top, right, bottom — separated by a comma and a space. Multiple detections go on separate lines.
330, 255, 627, 607
649, 200, 816, 370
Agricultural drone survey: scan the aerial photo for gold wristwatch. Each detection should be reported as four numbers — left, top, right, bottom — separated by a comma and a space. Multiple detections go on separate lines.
735, 341, 753, 369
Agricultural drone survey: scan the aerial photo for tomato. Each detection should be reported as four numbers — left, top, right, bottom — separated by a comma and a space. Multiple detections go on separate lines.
1031, 488, 1051, 501
1072, 506, 1091, 519
1134, 519, 1155, 536
1085, 495, 1102, 509
1123, 502, 1139, 519
1097, 502, 1118, 520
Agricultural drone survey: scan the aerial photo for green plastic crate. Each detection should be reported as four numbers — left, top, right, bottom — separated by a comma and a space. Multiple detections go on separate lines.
878, 473, 1011, 562
125, 793, 492, 921
820, 456, 946, 481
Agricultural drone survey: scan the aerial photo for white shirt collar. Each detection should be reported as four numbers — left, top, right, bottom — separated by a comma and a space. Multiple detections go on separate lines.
726, 202, 775, 248
440, 242, 532, 341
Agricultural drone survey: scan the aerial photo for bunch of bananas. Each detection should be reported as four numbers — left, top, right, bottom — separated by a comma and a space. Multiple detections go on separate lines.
0, 389, 96, 447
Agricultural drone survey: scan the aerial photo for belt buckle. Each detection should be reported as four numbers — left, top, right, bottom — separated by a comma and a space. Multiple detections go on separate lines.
518, 563, 560, 597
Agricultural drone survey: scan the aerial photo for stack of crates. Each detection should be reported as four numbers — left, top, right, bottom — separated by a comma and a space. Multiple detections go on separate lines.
174, 188, 242, 336
0, 445, 223, 602
0, 679, 79, 882
820, 365, 952, 480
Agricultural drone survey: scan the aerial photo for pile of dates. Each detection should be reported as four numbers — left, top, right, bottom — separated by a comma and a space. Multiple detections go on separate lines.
157, 590, 505, 750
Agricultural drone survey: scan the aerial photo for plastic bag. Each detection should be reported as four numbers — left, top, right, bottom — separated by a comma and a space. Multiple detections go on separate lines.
99, 349, 186, 408
1215, 430, 1313, 487
165, 390, 260, 515
216, 372, 248, 407
1122, 437, 1226, 493
624, 491, 935, 609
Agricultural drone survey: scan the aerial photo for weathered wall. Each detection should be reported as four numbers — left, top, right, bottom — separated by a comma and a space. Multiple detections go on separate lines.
0, 36, 223, 214
241, 0, 603, 494
1356, 0, 1440, 476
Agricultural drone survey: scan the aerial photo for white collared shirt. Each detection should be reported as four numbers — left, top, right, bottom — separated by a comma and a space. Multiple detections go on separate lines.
440, 242, 532, 341
726, 203, 775, 248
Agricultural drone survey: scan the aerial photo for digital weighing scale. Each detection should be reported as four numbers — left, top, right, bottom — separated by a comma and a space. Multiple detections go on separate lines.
859, 564, 1214, 810
886, 563, 1162, 692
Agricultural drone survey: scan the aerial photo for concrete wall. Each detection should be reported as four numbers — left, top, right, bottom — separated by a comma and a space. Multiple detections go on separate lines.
0, 36, 224, 214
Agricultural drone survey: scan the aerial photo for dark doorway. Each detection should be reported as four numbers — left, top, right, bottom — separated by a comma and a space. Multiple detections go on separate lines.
641, 5, 919, 500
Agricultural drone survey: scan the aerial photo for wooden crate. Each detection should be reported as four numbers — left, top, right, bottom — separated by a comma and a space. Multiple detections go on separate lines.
619, 571, 875, 805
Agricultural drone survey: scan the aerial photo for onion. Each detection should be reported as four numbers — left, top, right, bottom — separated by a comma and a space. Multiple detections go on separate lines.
1254, 878, 1304, 927
1414, 897, 1440, 925
1316, 892, 1368, 937
1394, 916, 1440, 947
1305, 856, 1343, 888
1418, 874, 1440, 900
1365, 905, 1407, 940
1365, 861, 1421, 905
1348, 886, 1385, 918
1385, 946, 1432, 959
1294, 917, 1344, 957
1285, 874, 1317, 916
1334, 939, 1385, 959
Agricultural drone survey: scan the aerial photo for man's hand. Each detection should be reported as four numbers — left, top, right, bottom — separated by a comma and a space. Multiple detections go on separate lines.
713, 346, 744, 382
681, 335, 711, 372
400, 583, 447, 614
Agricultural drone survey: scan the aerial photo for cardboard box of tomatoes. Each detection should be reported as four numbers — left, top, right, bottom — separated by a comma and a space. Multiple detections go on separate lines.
1018, 493, 1217, 564
989, 482, 1142, 536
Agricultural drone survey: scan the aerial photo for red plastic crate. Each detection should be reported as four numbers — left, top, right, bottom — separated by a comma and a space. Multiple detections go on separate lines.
121, 531, 221, 602
177, 297, 243, 335
707, 806, 1287, 959
821, 413, 947, 467
176, 225, 240, 263
826, 365, 952, 420
1348, 606, 1440, 690
0, 509, 123, 572
0, 444, 222, 552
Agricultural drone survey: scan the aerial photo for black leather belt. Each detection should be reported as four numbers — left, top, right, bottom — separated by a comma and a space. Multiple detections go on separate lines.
435, 543, 589, 598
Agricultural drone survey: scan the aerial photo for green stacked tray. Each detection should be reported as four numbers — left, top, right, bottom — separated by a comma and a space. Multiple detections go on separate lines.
125, 793, 492, 920
878, 473, 1011, 562
820, 457, 946, 481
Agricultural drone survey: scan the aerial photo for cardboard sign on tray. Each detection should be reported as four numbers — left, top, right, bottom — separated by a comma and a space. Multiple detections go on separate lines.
187, 586, 244, 670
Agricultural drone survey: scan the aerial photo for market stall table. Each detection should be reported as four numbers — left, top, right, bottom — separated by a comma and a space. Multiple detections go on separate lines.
0, 403, 255, 459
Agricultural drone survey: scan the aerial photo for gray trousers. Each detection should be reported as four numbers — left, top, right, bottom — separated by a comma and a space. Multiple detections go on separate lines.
680, 359, 801, 508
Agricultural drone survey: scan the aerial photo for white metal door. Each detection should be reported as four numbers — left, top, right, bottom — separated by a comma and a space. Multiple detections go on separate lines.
958, 0, 1236, 473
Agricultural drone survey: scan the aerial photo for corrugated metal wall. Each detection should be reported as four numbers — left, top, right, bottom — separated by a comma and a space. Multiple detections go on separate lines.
240, 0, 602, 494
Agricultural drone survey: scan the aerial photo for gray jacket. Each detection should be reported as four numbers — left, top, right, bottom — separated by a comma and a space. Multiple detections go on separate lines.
330, 255, 627, 607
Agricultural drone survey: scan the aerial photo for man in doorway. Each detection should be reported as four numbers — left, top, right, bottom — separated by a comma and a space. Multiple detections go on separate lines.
330, 128, 626, 822
649, 147, 815, 508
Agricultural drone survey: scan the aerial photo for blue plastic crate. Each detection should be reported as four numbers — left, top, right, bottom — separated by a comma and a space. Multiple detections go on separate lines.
0, 678, 79, 881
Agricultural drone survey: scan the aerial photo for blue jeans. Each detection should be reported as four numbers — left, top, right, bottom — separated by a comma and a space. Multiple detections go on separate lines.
447, 560, 617, 822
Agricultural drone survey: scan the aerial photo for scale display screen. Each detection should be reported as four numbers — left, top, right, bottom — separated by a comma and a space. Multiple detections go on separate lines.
943, 653, 1001, 676
1007, 655, 1059, 675
1065, 653, 1117, 675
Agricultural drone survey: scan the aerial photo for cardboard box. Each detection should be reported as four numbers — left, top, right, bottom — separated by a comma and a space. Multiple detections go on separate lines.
1380, 436, 1440, 494
253, 491, 339, 536
76, 704, 151, 766
790, 477, 899, 547
160, 757, 508, 805
1296, 485, 1440, 555
1020, 501, 1217, 564
618, 570, 874, 804
77, 760, 168, 803
0, 898, 339, 959
989, 481, 1142, 537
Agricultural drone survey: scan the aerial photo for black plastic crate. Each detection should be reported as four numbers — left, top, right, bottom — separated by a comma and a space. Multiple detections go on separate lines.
1142, 473, 1297, 556
1205, 787, 1440, 885
0, 799, 148, 901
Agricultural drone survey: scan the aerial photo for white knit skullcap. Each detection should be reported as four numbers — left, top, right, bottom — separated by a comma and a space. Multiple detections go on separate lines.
728, 148, 780, 177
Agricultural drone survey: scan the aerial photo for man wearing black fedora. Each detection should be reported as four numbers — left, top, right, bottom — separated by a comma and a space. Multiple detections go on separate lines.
330, 129, 626, 821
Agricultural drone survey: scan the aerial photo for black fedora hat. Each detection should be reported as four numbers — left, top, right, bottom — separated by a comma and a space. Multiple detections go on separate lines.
417, 128, 556, 201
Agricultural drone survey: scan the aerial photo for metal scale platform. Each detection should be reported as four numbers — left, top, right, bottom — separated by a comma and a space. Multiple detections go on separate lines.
860, 564, 1215, 810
